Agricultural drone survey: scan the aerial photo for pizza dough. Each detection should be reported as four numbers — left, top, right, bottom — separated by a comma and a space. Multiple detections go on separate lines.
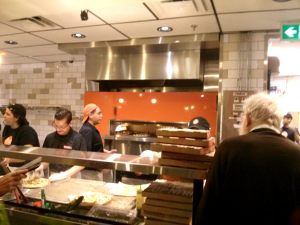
22, 178, 50, 188
68, 191, 112, 206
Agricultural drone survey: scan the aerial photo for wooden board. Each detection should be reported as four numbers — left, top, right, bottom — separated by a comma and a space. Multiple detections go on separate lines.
157, 136, 214, 147
145, 218, 185, 225
142, 182, 193, 203
142, 204, 192, 218
158, 158, 211, 170
150, 143, 215, 155
145, 198, 193, 211
156, 129, 210, 139
161, 151, 214, 162
142, 210, 191, 225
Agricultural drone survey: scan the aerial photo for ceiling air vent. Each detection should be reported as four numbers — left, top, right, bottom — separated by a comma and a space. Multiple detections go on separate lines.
9, 16, 61, 30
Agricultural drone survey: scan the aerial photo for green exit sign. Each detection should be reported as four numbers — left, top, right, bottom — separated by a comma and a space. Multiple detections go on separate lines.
282, 24, 300, 40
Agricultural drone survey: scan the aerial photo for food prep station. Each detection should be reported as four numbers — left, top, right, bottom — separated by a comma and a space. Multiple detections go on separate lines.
0, 145, 206, 225
103, 120, 189, 156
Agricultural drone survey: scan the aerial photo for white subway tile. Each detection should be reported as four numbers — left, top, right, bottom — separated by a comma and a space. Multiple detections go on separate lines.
250, 78, 257, 88
228, 52, 239, 60
37, 63, 46, 68
223, 61, 238, 70
77, 67, 85, 72
29, 63, 38, 68
251, 42, 258, 51
228, 70, 239, 78
251, 60, 258, 69
251, 32, 266, 41
257, 78, 264, 88
251, 51, 264, 60
223, 78, 238, 88
59, 68, 68, 73
68, 67, 77, 72
73, 62, 82, 67
258, 41, 264, 51
223, 34, 229, 43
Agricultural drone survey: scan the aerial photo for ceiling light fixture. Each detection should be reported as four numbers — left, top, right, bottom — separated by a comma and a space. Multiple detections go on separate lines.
157, 26, 173, 32
273, 0, 291, 2
80, 10, 88, 21
71, 33, 86, 38
4, 40, 18, 45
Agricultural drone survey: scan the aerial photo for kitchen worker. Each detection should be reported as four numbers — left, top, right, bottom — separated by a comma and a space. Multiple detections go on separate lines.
79, 104, 117, 181
0, 104, 39, 171
280, 113, 299, 143
196, 93, 300, 225
37, 108, 87, 181
188, 116, 210, 130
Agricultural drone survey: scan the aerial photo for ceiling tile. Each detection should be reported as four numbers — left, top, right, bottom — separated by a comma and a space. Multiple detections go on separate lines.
145, 0, 214, 19
92, 3, 156, 24
219, 9, 300, 32
31, 54, 85, 62
43, 11, 105, 29
32, 25, 128, 43
0, 56, 42, 64
0, 23, 24, 36
113, 15, 219, 39
213, 0, 300, 13
2, 44, 66, 57
0, 33, 53, 49
0, 0, 150, 21
3, 17, 63, 32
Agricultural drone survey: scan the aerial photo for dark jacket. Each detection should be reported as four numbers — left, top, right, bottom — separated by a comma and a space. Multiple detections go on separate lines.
196, 128, 300, 225
79, 122, 103, 152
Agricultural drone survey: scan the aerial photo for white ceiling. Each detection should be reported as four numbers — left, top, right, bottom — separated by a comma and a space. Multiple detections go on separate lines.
0, 0, 299, 64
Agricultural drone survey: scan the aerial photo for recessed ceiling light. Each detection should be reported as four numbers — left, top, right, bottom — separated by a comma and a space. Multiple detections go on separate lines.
71, 33, 86, 38
157, 26, 173, 32
273, 0, 291, 1
4, 40, 18, 45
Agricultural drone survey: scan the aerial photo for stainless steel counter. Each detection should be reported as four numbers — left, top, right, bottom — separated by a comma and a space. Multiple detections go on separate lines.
0, 145, 206, 180
102, 135, 157, 143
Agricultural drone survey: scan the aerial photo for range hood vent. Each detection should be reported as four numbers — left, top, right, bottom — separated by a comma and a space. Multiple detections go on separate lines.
58, 34, 220, 92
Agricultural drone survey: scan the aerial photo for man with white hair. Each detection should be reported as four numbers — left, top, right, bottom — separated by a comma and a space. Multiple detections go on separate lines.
196, 93, 300, 225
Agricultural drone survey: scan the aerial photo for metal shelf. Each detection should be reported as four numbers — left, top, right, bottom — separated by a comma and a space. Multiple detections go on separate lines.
0, 145, 206, 180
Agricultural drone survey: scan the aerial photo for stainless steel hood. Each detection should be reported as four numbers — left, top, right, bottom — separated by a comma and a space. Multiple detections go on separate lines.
59, 33, 220, 92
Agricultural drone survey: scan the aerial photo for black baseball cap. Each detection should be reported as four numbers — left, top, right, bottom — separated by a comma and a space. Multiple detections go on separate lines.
283, 113, 293, 120
7, 103, 29, 125
188, 117, 210, 130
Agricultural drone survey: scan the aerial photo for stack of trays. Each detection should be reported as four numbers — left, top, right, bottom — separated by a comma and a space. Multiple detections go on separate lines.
142, 182, 193, 225
151, 128, 215, 169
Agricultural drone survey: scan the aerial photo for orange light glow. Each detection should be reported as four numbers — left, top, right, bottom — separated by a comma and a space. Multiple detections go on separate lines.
0, 51, 7, 56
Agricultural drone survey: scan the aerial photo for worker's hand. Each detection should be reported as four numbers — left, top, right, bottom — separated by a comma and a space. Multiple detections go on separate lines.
49, 173, 68, 182
104, 149, 117, 154
0, 158, 9, 167
0, 169, 27, 196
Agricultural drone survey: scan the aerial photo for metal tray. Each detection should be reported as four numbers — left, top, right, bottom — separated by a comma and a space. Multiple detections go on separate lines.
23, 178, 106, 204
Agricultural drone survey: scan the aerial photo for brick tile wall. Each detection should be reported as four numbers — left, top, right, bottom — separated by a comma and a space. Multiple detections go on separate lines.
0, 61, 86, 145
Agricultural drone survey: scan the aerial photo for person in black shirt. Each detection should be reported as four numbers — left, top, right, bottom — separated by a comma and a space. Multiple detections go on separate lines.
79, 104, 117, 153
196, 93, 300, 225
37, 108, 87, 181
79, 104, 116, 181
0, 103, 39, 169
280, 113, 299, 143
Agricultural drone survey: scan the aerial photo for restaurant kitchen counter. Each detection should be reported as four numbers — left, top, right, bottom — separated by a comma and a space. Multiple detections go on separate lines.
0, 145, 206, 225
